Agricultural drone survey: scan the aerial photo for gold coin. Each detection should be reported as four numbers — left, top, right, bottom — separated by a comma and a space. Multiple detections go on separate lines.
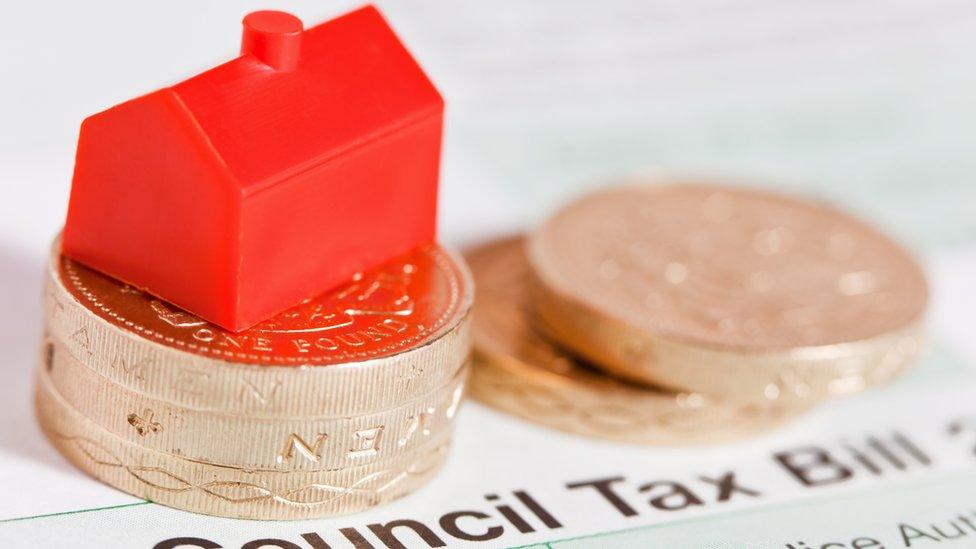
37, 236, 474, 519
528, 184, 926, 400
59, 241, 469, 366
44, 238, 472, 416
42, 341, 467, 470
35, 369, 452, 520
466, 236, 808, 444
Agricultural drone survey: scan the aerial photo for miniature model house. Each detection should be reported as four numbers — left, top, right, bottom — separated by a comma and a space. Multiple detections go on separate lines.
63, 7, 444, 331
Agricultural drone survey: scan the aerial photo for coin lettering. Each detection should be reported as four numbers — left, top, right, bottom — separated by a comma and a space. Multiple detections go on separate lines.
278, 432, 329, 463
348, 427, 384, 459
127, 409, 163, 436
59, 246, 465, 365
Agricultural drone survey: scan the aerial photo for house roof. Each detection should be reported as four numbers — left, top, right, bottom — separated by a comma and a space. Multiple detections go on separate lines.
164, 5, 442, 194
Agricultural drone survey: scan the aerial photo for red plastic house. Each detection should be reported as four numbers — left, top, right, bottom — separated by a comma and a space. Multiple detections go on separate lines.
62, 7, 443, 332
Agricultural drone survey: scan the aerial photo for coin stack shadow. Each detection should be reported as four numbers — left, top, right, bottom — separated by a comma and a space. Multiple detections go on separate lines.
36, 239, 473, 520
466, 183, 927, 444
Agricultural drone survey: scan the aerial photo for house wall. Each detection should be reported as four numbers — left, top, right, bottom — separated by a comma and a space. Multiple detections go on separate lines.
62, 90, 241, 327
237, 111, 442, 331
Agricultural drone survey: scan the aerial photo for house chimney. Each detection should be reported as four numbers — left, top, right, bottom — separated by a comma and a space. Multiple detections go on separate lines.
241, 10, 303, 71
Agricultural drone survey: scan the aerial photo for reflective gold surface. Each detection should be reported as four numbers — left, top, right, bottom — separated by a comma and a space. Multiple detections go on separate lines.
466, 236, 810, 444
37, 238, 474, 519
45, 238, 472, 416
36, 368, 452, 520
528, 184, 927, 396
43, 341, 467, 470
59, 243, 469, 365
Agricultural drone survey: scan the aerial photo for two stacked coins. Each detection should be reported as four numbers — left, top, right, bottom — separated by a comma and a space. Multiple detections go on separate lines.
37, 240, 473, 519
468, 183, 927, 443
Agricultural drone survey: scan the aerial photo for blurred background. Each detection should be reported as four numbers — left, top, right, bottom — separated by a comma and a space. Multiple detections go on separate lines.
3, 0, 975, 252
1, 0, 976, 531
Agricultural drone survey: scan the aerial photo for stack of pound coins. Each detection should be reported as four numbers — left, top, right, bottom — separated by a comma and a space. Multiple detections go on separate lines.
37, 238, 473, 520
467, 182, 927, 444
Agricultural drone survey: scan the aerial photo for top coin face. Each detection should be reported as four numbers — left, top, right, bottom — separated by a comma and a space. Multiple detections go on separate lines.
529, 184, 928, 352
59, 244, 471, 366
